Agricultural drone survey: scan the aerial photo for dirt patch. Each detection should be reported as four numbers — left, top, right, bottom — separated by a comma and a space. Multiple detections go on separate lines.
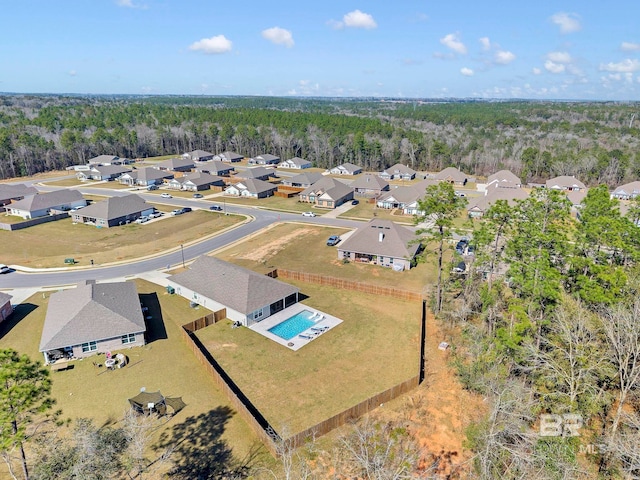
204, 341, 238, 351
239, 227, 315, 261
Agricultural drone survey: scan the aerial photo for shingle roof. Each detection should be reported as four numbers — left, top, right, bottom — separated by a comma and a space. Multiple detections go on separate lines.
0, 292, 12, 306
230, 178, 276, 194
434, 167, 468, 183
185, 150, 213, 160
381, 163, 416, 176
613, 181, 640, 197
93, 165, 131, 176
487, 170, 521, 185
285, 172, 323, 186
88, 155, 119, 164
335, 163, 361, 173
168, 256, 298, 314
0, 183, 38, 201
237, 166, 272, 179
124, 167, 174, 182
75, 194, 149, 221
351, 174, 390, 190
546, 176, 586, 190
10, 189, 84, 212
217, 151, 244, 161
156, 157, 195, 170
255, 153, 280, 162
338, 219, 421, 259
378, 179, 439, 204
283, 157, 311, 167
39, 281, 145, 351
300, 177, 353, 200
468, 186, 529, 213
181, 172, 225, 187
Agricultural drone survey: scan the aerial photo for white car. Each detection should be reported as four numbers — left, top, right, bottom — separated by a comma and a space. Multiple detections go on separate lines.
0, 264, 10, 274
160, 193, 172, 198
135, 216, 149, 224
301, 211, 316, 217
171, 209, 184, 216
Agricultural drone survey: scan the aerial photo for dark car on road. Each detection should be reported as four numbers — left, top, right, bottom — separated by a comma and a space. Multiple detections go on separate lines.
326, 235, 341, 246
209, 205, 223, 211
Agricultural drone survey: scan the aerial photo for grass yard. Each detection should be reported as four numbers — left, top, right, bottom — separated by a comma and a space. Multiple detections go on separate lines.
338, 201, 414, 223
0, 280, 261, 475
0, 210, 242, 268
220, 194, 324, 214
218, 222, 435, 294
195, 283, 422, 433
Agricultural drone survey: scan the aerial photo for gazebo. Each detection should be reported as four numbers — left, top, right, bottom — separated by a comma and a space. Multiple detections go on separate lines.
128, 390, 186, 416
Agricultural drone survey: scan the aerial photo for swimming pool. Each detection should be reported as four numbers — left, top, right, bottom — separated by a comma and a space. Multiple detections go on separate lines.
268, 309, 316, 340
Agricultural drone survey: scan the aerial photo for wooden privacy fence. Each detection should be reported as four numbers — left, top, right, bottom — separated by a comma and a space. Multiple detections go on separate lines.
181, 309, 226, 333
272, 268, 423, 302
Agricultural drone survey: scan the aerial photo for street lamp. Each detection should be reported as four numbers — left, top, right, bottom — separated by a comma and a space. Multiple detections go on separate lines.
180, 244, 185, 268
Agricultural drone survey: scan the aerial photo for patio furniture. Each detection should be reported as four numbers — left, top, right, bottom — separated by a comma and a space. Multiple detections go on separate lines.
105, 358, 116, 370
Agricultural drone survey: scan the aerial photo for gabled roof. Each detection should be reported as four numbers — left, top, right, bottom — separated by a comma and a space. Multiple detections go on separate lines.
237, 166, 273, 179
216, 151, 244, 161
92, 165, 131, 176
434, 167, 468, 183
546, 176, 586, 190
612, 181, 640, 197
566, 189, 588, 206
468, 186, 529, 213
75, 194, 149, 220
40, 281, 145, 352
351, 174, 390, 190
88, 155, 119, 164
181, 172, 225, 187
381, 163, 416, 176
228, 178, 276, 194
285, 172, 323, 186
156, 157, 195, 170
0, 183, 38, 201
184, 150, 213, 160
487, 170, 521, 186
168, 256, 298, 315
0, 292, 12, 306
10, 189, 84, 212
338, 219, 421, 259
334, 163, 361, 174
378, 179, 439, 204
255, 153, 280, 162
282, 157, 311, 167
122, 167, 174, 182
300, 176, 353, 199
208, 160, 234, 172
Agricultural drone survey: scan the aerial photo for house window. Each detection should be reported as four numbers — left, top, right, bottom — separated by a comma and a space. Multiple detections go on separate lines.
81, 341, 97, 353
121, 333, 136, 344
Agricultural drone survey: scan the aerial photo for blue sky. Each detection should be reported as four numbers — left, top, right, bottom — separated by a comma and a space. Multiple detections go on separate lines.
1, 1, 639, 100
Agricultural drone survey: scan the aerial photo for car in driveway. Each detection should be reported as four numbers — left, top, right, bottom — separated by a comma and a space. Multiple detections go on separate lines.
351, 199, 359, 205
301, 211, 316, 217
135, 216, 150, 224
209, 205, 223, 211
160, 193, 172, 198
149, 211, 163, 218
0, 264, 10, 274
171, 209, 184, 216
147, 185, 159, 191
326, 235, 341, 246
193, 193, 203, 198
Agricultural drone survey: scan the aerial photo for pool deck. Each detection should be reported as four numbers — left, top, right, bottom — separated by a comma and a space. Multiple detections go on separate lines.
250, 303, 342, 351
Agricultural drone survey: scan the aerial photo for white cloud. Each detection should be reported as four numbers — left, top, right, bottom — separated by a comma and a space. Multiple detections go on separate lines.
261, 27, 294, 47
68, 70, 77, 77
532, 67, 542, 75
599, 59, 640, 72
621, 41, 640, 52
479, 37, 491, 51
550, 12, 581, 34
545, 60, 566, 74
460, 67, 474, 76
115, 0, 147, 9
440, 33, 467, 55
547, 51, 572, 63
188, 35, 233, 54
331, 10, 377, 30
495, 50, 516, 65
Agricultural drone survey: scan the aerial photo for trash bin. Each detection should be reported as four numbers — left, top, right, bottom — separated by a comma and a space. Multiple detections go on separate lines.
166, 286, 175, 294
64, 258, 75, 264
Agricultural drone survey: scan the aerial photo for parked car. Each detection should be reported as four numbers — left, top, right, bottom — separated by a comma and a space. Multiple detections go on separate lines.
301, 211, 316, 217
135, 216, 150, 224
160, 193, 172, 198
209, 205, 223, 211
193, 193, 203, 198
182, 207, 192, 213
326, 235, 341, 246
147, 185, 159, 190
149, 211, 163, 218
453, 261, 466, 273
466, 245, 475, 255
0, 264, 10, 274
171, 209, 183, 216
351, 199, 359, 205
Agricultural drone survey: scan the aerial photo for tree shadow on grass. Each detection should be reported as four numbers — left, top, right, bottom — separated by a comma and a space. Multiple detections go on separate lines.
155, 406, 257, 479
140, 293, 167, 343
0, 302, 38, 340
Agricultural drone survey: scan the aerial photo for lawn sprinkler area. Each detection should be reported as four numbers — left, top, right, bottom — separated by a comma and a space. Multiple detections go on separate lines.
251, 303, 342, 351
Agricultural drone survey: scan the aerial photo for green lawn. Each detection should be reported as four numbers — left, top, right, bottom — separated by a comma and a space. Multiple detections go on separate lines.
195, 283, 422, 433
221, 194, 324, 214
338, 201, 414, 223
0, 210, 243, 268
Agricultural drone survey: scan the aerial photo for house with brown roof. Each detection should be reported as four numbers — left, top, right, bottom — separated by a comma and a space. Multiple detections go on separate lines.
7, 190, 86, 219
168, 172, 225, 191
486, 170, 522, 189
337, 219, 422, 271
379, 163, 416, 181
39, 280, 146, 363
351, 174, 390, 197
434, 167, 468, 186
167, 256, 299, 326
467, 184, 529, 218
546, 176, 586, 192
0, 292, 13, 323
154, 157, 195, 172
329, 163, 362, 175
225, 179, 277, 198
72, 194, 154, 227
612, 181, 640, 200
214, 151, 244, 163
118, 167, 174, 186
376, 179, 439, 215
298, 177, 354, 208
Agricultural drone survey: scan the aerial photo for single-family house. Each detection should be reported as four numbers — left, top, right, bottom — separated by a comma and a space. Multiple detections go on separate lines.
72, 194, 154, 227
214, 151, 244, 163
0, 292, 13, 323
87, 155, 120, 165
234, 166, 274, 181
77, 165, 132, 181
39, 280, 146, 363
118, 167, 174, 186
351, 174, 390, 197
0, 184, 38, 206
299, 177, 354, 208
250, 154, 280, 165
376, 179, 439, 214
225, 179, 277, 198
546, 176, 586, 192
467, 184, 529, 218
329, 163, 362, 176
486, 170, 522, 189
279, 157, 312, 169
7, 190, 86, 219
196, 160, 234, 177
337, 219, 422, 271
612, 181, 640, 200
154, 157, 195, 172
182, 150, 214, 162
281, 172, 323, 188
434, 167, 468, 186
379, 163, 417, 181
168, 172, 225, 191
567, 189, 588, 211
167, 256, 299, 326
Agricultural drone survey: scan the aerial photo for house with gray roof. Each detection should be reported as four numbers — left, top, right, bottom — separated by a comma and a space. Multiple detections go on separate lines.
72, 194, 154, 227
167, 256, 299, 326
612, 181, 640, 200
468, 184, 529, 218
118, 167, 174, 186
0, 183, 38, 207
329, 163, 362, 175
281, 172, 323, 188
434, 167, 468, 186
376, 179, 439, 214
225, 179, 277, 198
351, 174, 390, 197
337, 219, 422, 271
182, 150, 214, 162
196, 160, 234, 177
39, 280, 146, 363
486, 170, 522, 189
546, 175, 586, 192
0, 292, 13, 324
234, 166, 274, 181
279, 157, 312, 169
77, 165, 132, 181
379, 163, 416, 181
7, 190, 86, 219
154, 157, 195, 172
299, 177, 354, 208
168, 172, 225, 191
87, 155, 120, 165
250, 153, 280, 165
214, 151, 244, 163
